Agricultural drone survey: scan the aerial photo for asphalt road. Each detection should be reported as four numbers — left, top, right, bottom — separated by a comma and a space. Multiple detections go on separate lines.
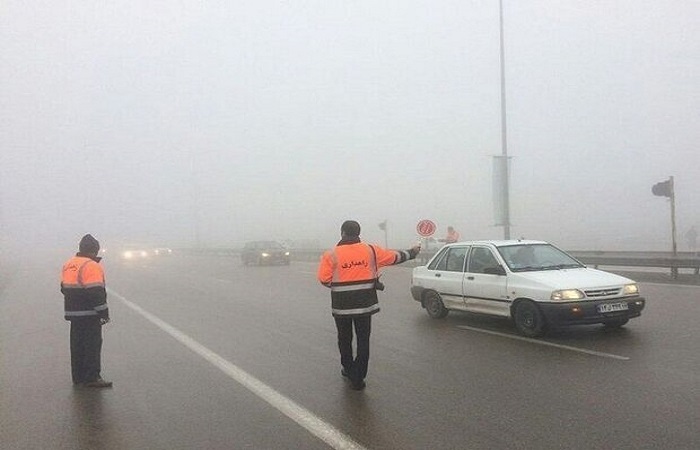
1, 253, 699, 449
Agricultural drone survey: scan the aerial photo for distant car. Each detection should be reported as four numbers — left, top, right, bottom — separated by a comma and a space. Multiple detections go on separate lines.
241, 241, 290, 266
411, 240, 646, 337
120, 247, 151, 260
153, 247, 173, 256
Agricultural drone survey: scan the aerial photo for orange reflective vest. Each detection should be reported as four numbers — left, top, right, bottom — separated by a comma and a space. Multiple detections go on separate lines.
318, 241, 412, 317
445, 230, 460, 243
61, 255, 108, 320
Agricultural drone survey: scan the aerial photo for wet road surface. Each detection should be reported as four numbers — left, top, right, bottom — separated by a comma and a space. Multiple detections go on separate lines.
1, 253, 699, 449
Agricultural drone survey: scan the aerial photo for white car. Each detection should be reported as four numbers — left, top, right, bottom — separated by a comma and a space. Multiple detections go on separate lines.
410, 240, 646, 337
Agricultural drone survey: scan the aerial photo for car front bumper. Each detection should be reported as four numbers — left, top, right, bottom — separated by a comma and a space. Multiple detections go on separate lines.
538, 297, 646, 326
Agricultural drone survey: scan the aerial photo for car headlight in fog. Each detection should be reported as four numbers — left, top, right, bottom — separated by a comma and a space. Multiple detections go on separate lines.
551, 289, 585, 300
261, 252, 270, 257
123, 250, 148, 259
284, 251, 290, 256
623, 284, 639, 296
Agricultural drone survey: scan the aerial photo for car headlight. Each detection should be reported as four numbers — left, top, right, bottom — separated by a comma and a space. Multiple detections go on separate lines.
623, 284, 639, 296
123, 251, 133, 259
261, 252, 270, 257
284, 251, 290, 256
551, 289, 585, 301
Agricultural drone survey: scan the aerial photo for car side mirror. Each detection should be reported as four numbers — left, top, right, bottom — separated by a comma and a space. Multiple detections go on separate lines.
483, 265, 506, 276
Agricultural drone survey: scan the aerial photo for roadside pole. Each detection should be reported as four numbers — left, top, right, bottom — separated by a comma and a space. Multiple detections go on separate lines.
652, 176, 678, 279
378, 220, 388, 248
670, 176, 678, 279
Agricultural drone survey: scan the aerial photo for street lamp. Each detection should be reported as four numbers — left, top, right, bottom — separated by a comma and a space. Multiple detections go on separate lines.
499, 0, 511, 239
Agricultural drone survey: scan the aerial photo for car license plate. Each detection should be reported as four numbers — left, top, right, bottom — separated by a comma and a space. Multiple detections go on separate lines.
597, 302, 629, 313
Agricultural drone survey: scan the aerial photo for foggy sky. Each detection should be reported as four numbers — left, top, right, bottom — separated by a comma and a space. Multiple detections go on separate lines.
1, 1, 698, 253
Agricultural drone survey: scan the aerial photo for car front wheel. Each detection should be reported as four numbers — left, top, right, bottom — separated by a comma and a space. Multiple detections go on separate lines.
424, 291, 449, 319
514, 300, 547, 337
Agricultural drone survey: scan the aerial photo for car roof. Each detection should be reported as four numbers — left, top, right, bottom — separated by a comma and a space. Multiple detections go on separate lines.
245, 240, 282, 246
444, 239, 549, 248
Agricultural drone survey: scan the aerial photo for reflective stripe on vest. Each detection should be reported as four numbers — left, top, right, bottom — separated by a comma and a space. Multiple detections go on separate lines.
331, 282, 375, 292
65, 310, 98, 317
332, 303, 380, 316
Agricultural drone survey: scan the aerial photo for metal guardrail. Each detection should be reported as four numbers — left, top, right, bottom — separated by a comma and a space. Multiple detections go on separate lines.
573, 254, 700, 270
571, 253, 700, 279
177, 247, 700, 278
180, 247, 240, 257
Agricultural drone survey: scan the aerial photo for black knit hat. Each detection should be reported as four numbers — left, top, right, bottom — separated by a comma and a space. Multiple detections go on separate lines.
79, 234, 100, 254
341, 220, 361, 237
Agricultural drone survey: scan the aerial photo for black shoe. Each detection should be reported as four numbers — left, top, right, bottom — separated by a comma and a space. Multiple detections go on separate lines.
341, 368, 350, 378
350, 379, 366, 391
83, 378, 113, 388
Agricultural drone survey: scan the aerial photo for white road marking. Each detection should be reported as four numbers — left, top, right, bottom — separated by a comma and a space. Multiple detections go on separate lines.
456, 325, 630, 360
108, 289, 367, 450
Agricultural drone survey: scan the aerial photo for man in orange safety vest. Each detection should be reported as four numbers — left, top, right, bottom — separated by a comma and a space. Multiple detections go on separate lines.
61, 234, 112, 388
318, 220, 420, 390
440, 226, 460, 244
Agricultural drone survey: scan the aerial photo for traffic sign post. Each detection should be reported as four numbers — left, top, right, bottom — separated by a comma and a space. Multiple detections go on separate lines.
415, 220, 437, 265
416, 219, 437, 237
652, 176, 678, 278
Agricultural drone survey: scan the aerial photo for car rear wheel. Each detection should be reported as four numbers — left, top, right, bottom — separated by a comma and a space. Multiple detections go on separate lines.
514, 300, 547, 337
603, 318, 629, 328
424, 291, 448, 319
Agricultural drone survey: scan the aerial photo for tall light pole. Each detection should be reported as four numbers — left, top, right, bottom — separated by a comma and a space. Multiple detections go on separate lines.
499, 0, 512, 239
190, 153, 202, 248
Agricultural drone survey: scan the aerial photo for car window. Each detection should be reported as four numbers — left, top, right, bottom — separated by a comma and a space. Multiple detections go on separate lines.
432, 246, 468, 272
497, 243, 583, 272
249, 241, 283, 249
428, 247, 449, 270
467, 247, 500, 274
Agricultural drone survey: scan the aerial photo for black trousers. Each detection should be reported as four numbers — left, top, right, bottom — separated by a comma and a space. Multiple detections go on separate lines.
70, 317, 103, 384
334, 315, 372, 382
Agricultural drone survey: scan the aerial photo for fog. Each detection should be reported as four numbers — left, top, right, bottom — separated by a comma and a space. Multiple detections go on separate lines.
1, 1, 698, 254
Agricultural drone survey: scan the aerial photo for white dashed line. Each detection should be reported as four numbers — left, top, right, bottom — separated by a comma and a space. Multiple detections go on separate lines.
456, 325, 630, 360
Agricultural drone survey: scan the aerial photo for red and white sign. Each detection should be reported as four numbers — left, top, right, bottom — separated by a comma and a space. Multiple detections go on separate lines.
416, 219, 437, 237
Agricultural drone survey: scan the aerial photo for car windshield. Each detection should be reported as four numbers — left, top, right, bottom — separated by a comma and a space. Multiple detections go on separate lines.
497, 244, 583, 272
252, 241, 283, 249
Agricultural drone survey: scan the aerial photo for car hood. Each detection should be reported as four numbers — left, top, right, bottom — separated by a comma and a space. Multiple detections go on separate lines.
514, 267, 634, 289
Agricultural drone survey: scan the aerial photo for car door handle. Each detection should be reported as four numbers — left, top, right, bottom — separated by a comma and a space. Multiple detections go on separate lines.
466, 276, 474, 280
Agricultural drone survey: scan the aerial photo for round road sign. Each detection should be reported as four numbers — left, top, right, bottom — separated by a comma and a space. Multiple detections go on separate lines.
416, 219, 437, 237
